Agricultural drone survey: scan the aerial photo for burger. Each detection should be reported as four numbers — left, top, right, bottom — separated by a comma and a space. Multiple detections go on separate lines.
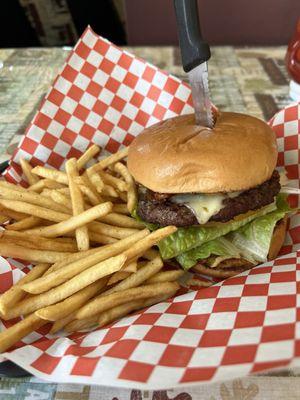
127, 112, 291, 276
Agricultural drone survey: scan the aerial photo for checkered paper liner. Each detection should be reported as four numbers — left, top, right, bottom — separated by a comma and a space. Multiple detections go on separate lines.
0, 27, 300, 389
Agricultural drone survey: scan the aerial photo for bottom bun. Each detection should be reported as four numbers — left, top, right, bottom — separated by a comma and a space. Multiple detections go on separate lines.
268, 216, 288, 260
193, 217, 288, 279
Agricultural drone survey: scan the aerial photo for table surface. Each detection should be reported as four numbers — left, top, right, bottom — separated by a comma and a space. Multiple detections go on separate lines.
0, 46, 299, 400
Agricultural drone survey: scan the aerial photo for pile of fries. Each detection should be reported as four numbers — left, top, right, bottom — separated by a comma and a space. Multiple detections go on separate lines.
0, 145, 185, 353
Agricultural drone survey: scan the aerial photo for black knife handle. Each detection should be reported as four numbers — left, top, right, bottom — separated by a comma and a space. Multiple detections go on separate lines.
174, 0, 211, 72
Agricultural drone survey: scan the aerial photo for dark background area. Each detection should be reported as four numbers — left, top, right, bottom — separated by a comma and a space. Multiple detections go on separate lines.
126, 0, 300, 46
0, 0, 299, 48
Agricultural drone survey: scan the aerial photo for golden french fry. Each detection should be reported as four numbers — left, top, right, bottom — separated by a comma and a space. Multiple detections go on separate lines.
97, 299, 144, 327
24, 202, 112, 238
98, 170, 128, 192
0, 264, 49, 314
46, 228, 147, 275
107, 271, 132, 285
47, 245, 117, 273
145, 270, 185, 284
122, 226, 177, 260
0, 181, 27, 192
36, 279, 107, 321
0, 205, 28, 221
113, 162, 137, 212
112, 204, 130, 215
49, 190, 72, 210
5, 216, 43, 231
88, 231, 117, 245
101, 184, 119, 198
79, 183, 102, 206
0, 242, 73, 264
97, 290, 177, 328
80, 174, 103, 201
86, 167, 104, 192
0, 314, 47, 353
89, 220, 140, 239
65, 315, 98, 333
0, 186, 70, 213
0, 199, 69, 222
103, 256, 163, 296
92, 147, 129, 171
123, 259, 138, 273
28, 179, 64, 192
49, 313, 75, 334
98, 213, 144, 229
20, 159, 39, 185
77, 144, 100, 170
4, 254, 126, 319
31, 166, 68, 185
21, 230, 148, 294
55, 187, 70, 195
76, 282, 179, 320
40, 189, 55, 199
1, 231, 77, 252
66, 158, 89, 251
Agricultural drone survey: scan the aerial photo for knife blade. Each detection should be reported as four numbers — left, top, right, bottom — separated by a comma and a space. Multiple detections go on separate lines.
188, 62, 213, 128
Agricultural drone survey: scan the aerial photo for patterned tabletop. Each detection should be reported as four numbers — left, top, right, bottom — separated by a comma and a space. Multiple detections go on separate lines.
0, 46, 299, 400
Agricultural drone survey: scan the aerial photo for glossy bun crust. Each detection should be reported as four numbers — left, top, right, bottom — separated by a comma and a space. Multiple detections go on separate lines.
127, 112, 278, 193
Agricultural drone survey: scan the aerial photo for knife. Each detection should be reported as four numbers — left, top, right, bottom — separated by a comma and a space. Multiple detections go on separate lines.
174, 0, 213, 127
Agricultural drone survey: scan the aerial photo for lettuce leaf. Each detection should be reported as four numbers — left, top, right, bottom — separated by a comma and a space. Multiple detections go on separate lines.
176, 237, 242, 270
158, 202, 276, 259
176, 194, 292, 269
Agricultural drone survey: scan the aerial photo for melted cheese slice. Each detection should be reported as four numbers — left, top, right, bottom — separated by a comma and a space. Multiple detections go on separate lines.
171, 192, 239, 224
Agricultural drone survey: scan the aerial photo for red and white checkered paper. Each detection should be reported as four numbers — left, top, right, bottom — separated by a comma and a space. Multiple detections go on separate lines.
0, 27, 300, 389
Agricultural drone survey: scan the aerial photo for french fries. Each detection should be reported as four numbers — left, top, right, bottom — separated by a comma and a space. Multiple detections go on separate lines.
21, 230, 149, 294
0, 185, 70, 213
66, 158, 89, 251
36, 279, 108, 321
23, 203, 113, 238
0, 242, 73, 264
145, 270, 185, 284
29, 178, 64, 192
76, 282, 179, 320
20, 158, 39, 185
3, 255, 127, 320
0, 264, 49, 314
92, 147, 129, 170
0, 314, 47, 354
0, 147, 184, 352
113, 162, 137, 212
1, 231, 77, 252
6, 216, 43, 231
77, 144, 100, 170
97, 291, 177, 329
31, 166, 68, 185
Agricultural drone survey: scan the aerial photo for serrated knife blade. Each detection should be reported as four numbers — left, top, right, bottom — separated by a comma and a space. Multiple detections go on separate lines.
188, 62, 213, 128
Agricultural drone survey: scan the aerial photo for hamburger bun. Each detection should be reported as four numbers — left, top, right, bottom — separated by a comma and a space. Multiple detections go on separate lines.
268, 215, 288, 260
128, 112, 278, 193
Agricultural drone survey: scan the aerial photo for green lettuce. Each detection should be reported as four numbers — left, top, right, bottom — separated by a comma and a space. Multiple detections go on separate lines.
176, 237, 242, 270
157, 202, 276, 259
176, 194, 292, 269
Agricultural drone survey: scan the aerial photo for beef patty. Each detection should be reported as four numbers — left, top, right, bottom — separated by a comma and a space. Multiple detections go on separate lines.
137, 170, 281, 227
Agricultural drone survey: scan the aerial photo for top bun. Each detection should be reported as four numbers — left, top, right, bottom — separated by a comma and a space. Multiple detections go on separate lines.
127, 112, 278, 193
